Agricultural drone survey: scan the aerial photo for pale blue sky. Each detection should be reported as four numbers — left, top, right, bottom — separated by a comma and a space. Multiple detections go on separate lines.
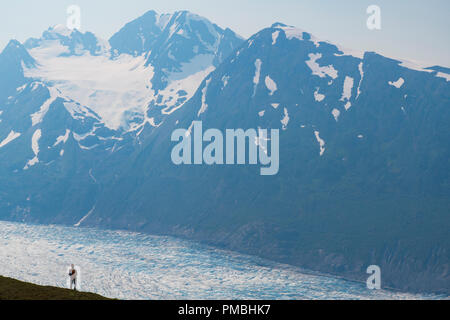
1, 0, 449, 66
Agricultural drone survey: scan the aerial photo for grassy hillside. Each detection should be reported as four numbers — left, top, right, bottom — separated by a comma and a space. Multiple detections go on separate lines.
0, 276, 111, 300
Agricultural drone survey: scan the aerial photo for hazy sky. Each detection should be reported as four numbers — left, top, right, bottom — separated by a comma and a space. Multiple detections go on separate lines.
1, 0, 449, 66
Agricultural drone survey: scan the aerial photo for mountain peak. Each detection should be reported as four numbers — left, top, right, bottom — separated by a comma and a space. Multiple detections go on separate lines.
1, 39, 36, 68
24, 26, 109, 58
47, 24, 74, 37
271, 22, 288, 28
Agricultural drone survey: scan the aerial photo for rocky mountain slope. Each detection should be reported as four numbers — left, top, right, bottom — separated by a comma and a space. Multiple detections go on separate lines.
0, 13, 448, 294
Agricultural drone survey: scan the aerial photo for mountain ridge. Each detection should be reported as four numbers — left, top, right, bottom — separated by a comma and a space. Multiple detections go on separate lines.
0, 11, 449, 294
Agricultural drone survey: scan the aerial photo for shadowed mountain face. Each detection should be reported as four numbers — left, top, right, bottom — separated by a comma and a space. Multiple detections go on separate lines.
0, 14, 448, 294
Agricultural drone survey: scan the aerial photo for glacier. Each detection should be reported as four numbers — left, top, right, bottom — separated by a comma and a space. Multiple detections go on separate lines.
0, 221, 444, 300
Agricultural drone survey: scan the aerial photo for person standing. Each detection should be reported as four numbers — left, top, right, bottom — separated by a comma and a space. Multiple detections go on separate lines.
69, 264, 77, 290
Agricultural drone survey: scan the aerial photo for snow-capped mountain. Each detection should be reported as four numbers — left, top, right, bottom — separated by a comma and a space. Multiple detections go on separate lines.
0, 9, 244, 224
18, 11, 243, 132
110, 10, 244, 130
25, 25, 110, 57
0, 40, 36, 97
0, 13, 449, 294
88, 23, 449, 294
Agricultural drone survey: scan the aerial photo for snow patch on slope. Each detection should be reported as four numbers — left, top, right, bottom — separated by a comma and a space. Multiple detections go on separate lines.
272, 31, 280, 45
281, 108, 289, 130
24, 129, 42, 170
0, 131, 21, 148
197, 78, 212, 117
314, 88, 325, 102
340, 76, 354, 101
74, 205, 96, 227
388, 77, 404, 88
314, 131, 325, 156
332, 109, 340, 122
53, 129, 71, 147
30, 87, 59, 126
160, 66, 214, 115
265, 76, 277, 95
253, 59, 262, 96
306, 53, 338, 79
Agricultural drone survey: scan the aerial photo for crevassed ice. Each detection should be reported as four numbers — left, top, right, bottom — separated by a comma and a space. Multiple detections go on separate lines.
0, 221, 440, 300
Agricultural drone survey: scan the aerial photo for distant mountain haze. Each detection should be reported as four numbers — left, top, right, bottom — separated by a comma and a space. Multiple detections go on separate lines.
0, 11, 448, 294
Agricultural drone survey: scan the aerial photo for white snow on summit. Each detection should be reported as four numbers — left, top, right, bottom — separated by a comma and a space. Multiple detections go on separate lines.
436, 72, 450, 81
272, 31, 280, 45
274, 25, 319, 47
48, 24, 74, 37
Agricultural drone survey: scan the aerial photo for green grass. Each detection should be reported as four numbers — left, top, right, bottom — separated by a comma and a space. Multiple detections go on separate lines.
0, 275, 112, 300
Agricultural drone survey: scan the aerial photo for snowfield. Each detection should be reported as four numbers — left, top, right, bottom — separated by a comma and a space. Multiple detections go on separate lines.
24, 50, 155, 130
